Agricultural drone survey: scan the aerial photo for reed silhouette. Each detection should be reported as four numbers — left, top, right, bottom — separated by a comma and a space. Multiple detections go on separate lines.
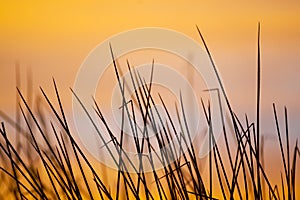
0, 25, 299, 199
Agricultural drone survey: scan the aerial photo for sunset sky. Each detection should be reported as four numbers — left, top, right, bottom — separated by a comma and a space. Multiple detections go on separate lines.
0, 1, 300, 196
1, 1, 299, 108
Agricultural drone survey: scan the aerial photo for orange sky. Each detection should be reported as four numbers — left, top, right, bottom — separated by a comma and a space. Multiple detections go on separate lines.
1, 0, 299, 136
1, 0, 300, 110
0, 1, 300, 198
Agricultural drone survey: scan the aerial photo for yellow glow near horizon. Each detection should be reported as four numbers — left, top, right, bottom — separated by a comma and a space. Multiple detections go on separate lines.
0, 1, 300, 199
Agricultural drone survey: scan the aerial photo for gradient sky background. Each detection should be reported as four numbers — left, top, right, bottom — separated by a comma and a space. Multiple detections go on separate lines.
0, 0, 300, 195
1, 1, 299, 110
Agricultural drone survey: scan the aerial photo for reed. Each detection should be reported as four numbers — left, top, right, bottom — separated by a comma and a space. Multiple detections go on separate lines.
0, 26, 298, 199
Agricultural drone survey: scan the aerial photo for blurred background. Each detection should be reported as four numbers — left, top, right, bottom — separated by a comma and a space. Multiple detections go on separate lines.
0, 0, 300, 194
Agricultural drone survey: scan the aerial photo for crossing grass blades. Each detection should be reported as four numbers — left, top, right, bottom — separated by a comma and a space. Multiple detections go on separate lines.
0, 25, 299, 199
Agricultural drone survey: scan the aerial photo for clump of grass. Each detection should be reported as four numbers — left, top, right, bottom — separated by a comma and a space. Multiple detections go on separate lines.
0, 25, 299, 199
